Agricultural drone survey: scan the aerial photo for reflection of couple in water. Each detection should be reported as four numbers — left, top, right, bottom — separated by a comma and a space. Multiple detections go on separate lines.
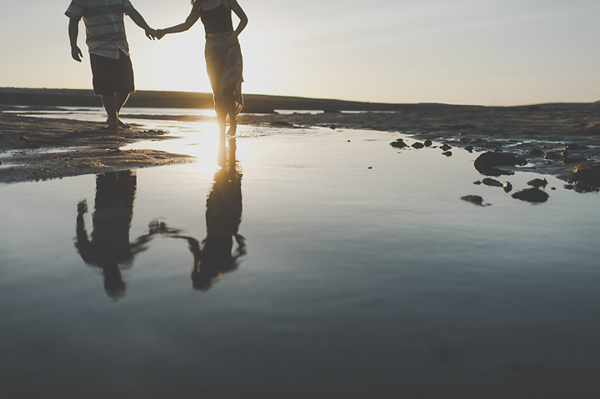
75, 138, 244, 297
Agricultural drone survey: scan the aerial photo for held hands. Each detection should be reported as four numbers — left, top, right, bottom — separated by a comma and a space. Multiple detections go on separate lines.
145, 28, 166, 40
145, 28, 158, 40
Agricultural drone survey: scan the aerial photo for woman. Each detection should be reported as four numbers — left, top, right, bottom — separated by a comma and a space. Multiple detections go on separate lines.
157, 0, 248, 136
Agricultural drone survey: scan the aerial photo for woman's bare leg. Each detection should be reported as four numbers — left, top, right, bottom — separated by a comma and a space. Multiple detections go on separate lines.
227, 112, 237, 137
216, 106, 227, 139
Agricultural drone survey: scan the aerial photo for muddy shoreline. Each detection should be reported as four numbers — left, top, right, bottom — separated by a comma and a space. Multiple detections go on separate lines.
2, 102, 600, 185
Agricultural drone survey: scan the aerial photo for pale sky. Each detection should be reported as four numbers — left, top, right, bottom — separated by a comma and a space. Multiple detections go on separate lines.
1, 0, 599, 105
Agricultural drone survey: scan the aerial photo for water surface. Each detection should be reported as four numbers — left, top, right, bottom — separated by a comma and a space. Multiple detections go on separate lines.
1, 108, 599, 398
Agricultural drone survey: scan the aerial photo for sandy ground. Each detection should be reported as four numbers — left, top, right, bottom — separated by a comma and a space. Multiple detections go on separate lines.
2, 102, 600, 184
0, 110, 193, 183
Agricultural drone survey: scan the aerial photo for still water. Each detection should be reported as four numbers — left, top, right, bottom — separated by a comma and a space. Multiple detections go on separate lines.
1, 108, 600, 398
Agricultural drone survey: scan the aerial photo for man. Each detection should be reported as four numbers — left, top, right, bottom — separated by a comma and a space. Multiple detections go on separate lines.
66, 0, 155, 129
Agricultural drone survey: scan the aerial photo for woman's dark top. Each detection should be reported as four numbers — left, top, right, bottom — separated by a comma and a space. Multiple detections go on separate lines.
199, 2, 234, 34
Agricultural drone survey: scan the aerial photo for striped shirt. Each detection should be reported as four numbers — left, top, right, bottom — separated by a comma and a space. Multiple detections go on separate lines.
65, 0, 134, 59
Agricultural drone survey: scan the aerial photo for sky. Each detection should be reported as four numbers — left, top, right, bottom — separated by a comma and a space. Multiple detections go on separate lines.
0, 0, 599, 105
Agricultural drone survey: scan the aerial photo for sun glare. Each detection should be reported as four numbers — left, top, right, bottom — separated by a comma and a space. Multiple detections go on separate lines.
134, 32, 210, 93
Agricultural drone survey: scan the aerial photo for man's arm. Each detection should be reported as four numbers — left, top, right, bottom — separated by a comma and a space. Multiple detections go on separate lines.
125, 8, 156, 39
68, 18, 83, 62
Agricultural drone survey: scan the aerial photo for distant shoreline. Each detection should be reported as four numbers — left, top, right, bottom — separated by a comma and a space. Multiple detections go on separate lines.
0, 87, 415, 113
2, 88, 599, 185
1, 87, 596, 113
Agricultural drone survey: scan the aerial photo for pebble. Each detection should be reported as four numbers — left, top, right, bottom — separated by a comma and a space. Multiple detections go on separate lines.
527, 178, 547, 188
482, 178, 503, 187
512, 188, 549, 203
461, 195, 485, 206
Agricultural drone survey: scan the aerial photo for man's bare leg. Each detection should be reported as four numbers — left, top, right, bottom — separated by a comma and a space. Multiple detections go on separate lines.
115, 92, 131, 129
101, 93, 119, 129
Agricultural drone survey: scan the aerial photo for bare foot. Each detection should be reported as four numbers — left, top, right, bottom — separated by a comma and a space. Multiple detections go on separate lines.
118, 119, 131, 129
106, 118, 130, 129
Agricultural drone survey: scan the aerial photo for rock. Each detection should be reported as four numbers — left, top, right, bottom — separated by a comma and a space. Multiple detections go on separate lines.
440, 144, 452, 151
503, 182, 513, 193
412, 142, 425, 149
390, 138, 407, 148
474, 152, 526, 176
442, 151, 452, 157
527, 178, 548, 188
482, 178, 503, 187
544, 151, 561, 160
461, 195, 485, 206
473, 180, 482, 185
527, 148, 544, 157
424, 139, 433, 147
569, 162, 600, 192
464, 145, 473, 152
512, 188, 549, 203
269, 121, 295, 128
573, 180, 596, 192
563, 155, 586, 165
564, 143, 588, 151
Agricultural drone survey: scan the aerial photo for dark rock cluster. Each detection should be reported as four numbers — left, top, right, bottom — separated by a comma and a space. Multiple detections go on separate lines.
569, 162, 600, 192
388, 136, 598, 206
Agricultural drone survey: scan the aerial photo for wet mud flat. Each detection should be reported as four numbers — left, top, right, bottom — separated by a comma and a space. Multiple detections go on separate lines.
2, 102, 600, 189
0, 110, 192, 184
239, 102, 600, 196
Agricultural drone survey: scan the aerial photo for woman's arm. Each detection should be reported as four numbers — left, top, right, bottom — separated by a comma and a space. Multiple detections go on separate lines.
157, 6, 201, 39
226, 0, 248, 43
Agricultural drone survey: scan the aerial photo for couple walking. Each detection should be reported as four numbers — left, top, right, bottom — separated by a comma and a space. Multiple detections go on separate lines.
66, 0, 248, 136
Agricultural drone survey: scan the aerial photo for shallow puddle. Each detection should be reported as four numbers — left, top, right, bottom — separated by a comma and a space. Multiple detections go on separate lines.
1, 108, 600, 398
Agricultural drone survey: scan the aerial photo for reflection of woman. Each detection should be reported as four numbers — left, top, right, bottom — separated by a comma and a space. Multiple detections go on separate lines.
75, 171, 154, 298
158, 138, 245, 291
156, 0, 248, 137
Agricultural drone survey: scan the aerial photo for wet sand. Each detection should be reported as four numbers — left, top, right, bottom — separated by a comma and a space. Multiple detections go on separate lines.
2, 101, 600, 184
0, 110, 193, 183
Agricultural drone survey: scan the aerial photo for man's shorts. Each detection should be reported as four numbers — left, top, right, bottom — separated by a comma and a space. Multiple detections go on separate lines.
90, 52, 135, 95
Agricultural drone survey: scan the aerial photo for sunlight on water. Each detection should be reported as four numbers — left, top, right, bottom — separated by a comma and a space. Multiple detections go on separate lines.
1, 107, 600, 398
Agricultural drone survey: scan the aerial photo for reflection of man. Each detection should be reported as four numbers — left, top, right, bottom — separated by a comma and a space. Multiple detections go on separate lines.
66, 0, 155, 129
75, 170, 153, 298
